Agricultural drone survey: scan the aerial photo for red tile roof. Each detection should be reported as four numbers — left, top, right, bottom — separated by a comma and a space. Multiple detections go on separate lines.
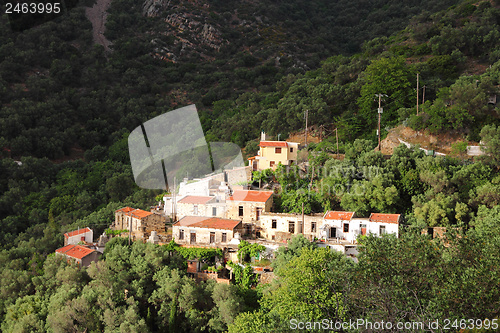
174, 216, 208, 227
259, 141, 288, 147
324, 211, 355, 220
174, 217, 241, 230
228, 190, 273, 203
116, 207, 152, 219
116, 207, 135, 213
64, 227, 92, 239
130, 209, 153, 218
56, 245, 95, 260
369, 213, 400, 224
178, 196, 214, 204
56, 244, 75, 254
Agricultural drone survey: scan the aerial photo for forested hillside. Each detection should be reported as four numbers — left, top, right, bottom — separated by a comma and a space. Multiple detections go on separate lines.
2, 0, 500, 331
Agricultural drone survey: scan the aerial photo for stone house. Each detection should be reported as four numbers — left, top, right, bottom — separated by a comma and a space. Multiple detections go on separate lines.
55, 244, 101, 267
173, 216, 244, 246
176, 195, 226, 219
258, 212, 323, 242
226, 190, 274, 226
64, 227, 93, 246
163, 167, 252, 219
113, 207, 166, 240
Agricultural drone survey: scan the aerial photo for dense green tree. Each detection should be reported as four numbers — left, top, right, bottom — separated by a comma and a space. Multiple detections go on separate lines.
262, 247, 353, 327
480, 124, 500, 166
340, 172, 399, 216
358, 56, 415, 127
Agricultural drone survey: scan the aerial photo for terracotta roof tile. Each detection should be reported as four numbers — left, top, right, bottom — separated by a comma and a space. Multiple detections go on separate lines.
174, 217, 241, 230
117, 207, 152, 219
56, 245, 95, 260
324, 211, 355, 220
56, 244, 75, 254
116, 207, 135, 213
228, 190, 273, 203
178, 196, 214, 204
64, 227, 92, 238
174, 216, 208, 227
369, 213, 400, 224
259, 141, 288, 147
129, 209, 153, 218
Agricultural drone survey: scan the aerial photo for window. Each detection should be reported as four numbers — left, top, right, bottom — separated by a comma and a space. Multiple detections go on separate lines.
222, 232, 227, 243
179, 229, 184, 240
239, 206, 244, 217
275, 147, 281, 154
343, 223, 349, 232
190, 231, 196, 243
212, 207, 217, 216
290, 147, 294, 153
256, 207, 262, 220
311, 222, 316, 233
289, 221, 295, 234
272, 219, 277, 229
270, 161, 275, 167
380, 225, 386, 235
193, 205, 198, 215
210, 232, 215, 243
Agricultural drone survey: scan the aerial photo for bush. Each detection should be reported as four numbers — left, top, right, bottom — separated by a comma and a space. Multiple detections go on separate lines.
407, 114, 426, 131
451, 141, 468, 156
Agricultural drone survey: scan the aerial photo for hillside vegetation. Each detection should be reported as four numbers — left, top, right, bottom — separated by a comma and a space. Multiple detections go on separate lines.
1, 0, 500, 331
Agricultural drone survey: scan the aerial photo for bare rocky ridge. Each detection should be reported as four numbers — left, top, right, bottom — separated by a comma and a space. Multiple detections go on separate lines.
85, 0, 113, 52
146, 1, 228, 63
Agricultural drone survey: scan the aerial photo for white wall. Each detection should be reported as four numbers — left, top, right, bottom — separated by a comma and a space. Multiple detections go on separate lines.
319, 218, 398, 242
67, 230, 93, 245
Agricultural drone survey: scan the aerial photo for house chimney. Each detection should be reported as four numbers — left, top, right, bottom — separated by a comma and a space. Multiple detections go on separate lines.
261, 131, 266, 141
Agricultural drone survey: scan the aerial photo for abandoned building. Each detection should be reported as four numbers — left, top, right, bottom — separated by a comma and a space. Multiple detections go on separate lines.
113, 206, 166, 241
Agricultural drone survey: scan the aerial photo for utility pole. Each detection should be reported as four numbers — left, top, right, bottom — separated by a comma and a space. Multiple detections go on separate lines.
304, 109, 309, 147
335, 127, 339, 156
374, 94, 387, 151
417, 73, 419, 116
128, 216, 131, 246
301, 202, 304, 235
378, 96, 382, 151
172, 176, 176, 222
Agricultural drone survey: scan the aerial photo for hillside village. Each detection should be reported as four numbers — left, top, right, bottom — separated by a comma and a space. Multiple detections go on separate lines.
56, 134, 403, 284
5, 0, 500, 329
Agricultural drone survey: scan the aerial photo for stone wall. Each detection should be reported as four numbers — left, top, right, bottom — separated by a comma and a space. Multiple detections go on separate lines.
226, 198, 272, 223
173, 225, 244, 246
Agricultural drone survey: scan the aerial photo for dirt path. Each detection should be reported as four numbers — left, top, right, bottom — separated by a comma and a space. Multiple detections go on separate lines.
85, 0, 113, 52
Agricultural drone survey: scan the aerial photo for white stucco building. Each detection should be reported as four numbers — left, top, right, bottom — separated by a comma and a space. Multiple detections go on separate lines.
319, 211, 400, 243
